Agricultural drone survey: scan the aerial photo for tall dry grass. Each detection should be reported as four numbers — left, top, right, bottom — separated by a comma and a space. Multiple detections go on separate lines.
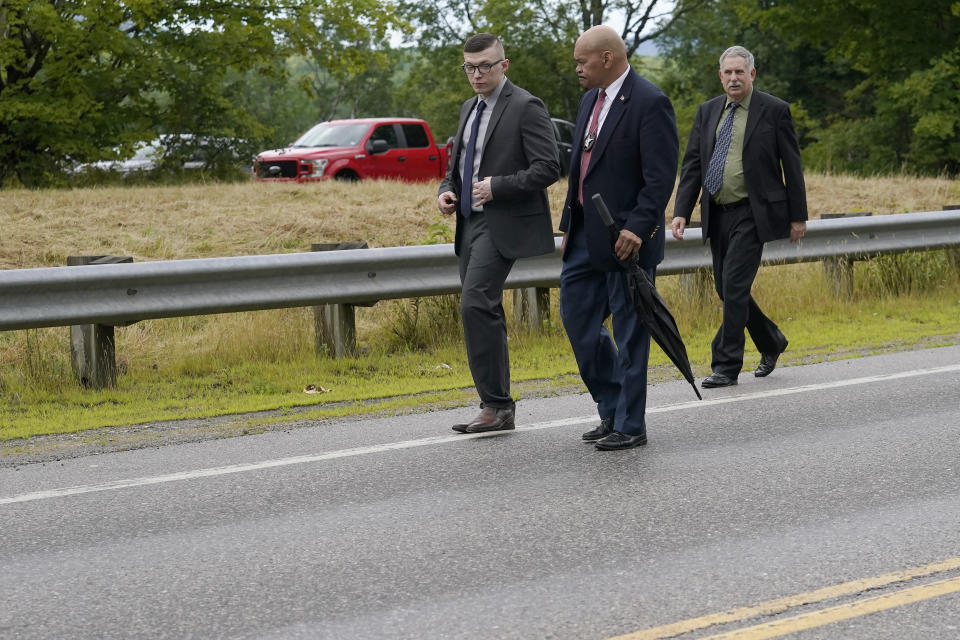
2, 172, 958, 269
1, 172, 959, 437
2, 172, 957, 373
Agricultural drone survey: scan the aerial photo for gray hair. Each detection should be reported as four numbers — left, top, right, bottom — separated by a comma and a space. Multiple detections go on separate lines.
719, 46, 755, 72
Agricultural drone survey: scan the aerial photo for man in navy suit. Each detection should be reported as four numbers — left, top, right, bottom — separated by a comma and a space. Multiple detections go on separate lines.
559, 25, 679, 451
438, 33, 560, 433
672, 46, 807, 388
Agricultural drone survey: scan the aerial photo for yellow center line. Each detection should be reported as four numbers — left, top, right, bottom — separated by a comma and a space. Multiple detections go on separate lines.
607, 556, 960, 640
701, 575, 960, 639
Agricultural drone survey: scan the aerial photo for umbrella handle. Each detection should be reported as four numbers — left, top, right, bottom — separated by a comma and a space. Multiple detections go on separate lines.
591, 193, 618, 232
592, 193, 635, 268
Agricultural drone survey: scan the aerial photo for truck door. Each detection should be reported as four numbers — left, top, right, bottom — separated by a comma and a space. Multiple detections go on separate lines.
399, 123, 441, 181
364, 124, 404, 180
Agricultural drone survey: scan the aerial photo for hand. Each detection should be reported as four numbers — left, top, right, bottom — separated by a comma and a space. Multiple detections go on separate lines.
790, 221, 806, 243
614, 229, 642, 261
561, 232, 567, 252
438, 191, 457, 215
471, 177, 493, 208
671, 216, 686, 240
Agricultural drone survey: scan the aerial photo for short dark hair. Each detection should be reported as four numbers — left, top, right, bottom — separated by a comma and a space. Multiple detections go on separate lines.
464, 33, 502, 54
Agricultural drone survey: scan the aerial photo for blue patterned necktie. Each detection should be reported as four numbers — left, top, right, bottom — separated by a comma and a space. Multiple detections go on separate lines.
460, 99, 487, 218
704, 102, 739, 196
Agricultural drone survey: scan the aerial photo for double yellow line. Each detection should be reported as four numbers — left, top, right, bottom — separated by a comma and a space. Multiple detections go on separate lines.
610, 556, 960, 640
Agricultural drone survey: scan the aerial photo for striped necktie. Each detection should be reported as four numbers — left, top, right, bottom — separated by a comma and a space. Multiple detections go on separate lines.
704, 102, 739, 196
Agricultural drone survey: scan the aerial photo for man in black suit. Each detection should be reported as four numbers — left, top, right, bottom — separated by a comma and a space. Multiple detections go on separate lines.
672, 46, 808, 388
438, 33, 560, 433
559, 26, 678, 450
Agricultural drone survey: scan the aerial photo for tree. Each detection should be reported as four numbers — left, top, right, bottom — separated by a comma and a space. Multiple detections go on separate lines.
657, 0, 960, 176
0, 0, 400, 187
765, 0, 960, 174
394, 0, 705, 131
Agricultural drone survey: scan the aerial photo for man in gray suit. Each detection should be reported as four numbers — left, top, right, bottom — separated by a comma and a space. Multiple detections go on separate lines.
438, 33, 560, 433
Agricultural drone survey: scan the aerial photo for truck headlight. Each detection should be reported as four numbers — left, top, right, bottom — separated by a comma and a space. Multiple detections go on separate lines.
308, 159, 328, 177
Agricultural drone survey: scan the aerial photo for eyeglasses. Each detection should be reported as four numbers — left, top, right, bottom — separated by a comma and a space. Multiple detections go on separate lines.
461, 59, 504, 75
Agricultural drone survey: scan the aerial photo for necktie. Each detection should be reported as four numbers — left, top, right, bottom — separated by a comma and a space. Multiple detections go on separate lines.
704, 102, 739, 196
460, 99, 487, 218
578, 89, 606, 204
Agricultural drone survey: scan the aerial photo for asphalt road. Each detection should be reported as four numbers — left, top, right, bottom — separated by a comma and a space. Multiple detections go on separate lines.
2, 345, 959, 639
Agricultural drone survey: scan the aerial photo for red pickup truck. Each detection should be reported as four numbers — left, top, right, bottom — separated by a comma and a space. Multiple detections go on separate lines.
253, 117, 451, 183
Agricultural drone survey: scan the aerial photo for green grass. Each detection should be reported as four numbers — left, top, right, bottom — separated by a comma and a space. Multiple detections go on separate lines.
3, 254, 960, 441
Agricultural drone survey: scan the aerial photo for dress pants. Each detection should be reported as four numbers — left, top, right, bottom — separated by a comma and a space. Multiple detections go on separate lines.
560, 223, 652, 436
709, 203, 788, 377
458, 212, 515, 410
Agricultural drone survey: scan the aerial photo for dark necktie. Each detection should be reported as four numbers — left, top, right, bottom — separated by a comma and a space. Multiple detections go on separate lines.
460, 99, 487, 218
704, 102, 739, 196
578, 89, 606, 204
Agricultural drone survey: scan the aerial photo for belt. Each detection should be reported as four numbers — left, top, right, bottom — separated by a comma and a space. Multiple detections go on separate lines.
711, 197, 749, 212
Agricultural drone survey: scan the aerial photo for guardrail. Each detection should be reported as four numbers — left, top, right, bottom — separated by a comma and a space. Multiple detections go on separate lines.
3, 210, 960, 387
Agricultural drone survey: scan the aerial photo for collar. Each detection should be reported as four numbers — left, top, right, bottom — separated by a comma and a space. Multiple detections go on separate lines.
602, 67, 630, 101
725, 87, 754, 110
477, 76, 508, 107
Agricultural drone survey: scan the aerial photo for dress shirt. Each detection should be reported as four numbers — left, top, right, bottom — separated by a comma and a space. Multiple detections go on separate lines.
458, 76, 507, 212
712, 87, 753, 204
583, 66, 630, 143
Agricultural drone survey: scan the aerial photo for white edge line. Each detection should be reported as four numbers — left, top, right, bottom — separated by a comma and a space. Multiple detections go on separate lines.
3, 365, 959, 506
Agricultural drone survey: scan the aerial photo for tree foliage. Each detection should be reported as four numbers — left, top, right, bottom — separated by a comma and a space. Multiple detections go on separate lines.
0, 0, 400, 186
393, 0, 701, 134
2, 0, 958, 186
660, 0, 960, 176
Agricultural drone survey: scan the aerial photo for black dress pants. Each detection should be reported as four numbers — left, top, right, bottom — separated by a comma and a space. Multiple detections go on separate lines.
709, 203, 787, 377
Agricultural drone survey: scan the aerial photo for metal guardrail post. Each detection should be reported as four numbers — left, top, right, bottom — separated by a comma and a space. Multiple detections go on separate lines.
67, 255, 133, 388
311, 242, 368, 357
945, 206, 960, 271
513, 287, 550, 330
820, 213, 872, 296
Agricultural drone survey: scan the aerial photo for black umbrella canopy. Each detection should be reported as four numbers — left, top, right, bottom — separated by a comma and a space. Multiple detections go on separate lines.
592, 194, 702, 400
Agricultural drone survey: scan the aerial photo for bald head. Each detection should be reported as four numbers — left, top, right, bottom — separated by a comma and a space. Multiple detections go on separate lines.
577, 26, 627, 59
574, 25, 629, 89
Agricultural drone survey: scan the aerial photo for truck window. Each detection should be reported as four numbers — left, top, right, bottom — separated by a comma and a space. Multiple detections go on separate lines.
400, 124, 430, 148
370, 125, 400, 149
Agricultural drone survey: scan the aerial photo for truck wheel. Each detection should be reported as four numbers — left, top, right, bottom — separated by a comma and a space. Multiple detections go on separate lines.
334, 170, 359, 182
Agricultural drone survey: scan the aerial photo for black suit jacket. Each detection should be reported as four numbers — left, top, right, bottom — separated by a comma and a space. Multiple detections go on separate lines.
674, 89, 808, 243
559, 70, 679, 271
439, 78, 560, 259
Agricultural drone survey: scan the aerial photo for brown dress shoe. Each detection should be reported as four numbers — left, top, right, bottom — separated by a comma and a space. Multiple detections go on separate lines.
451, 406, 516, 433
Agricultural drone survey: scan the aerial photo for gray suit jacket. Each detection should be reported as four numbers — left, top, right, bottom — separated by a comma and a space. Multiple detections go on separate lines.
439, 78, 560, 259
674, 89, 808, 243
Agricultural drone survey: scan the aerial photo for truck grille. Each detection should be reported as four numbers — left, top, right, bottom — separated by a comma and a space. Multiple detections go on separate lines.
256, 160, 300, 178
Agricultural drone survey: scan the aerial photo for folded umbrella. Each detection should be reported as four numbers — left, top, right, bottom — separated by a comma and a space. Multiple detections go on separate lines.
592, 194, 702, 400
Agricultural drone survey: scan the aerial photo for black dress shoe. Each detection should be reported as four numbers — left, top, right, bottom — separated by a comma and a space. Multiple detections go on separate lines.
595, 431, 647, 450
451, 406, 516, 433
755, 340, 788, 377
702, 372, 738, 388
753, 334, 790, 378
582, 417, 614, 441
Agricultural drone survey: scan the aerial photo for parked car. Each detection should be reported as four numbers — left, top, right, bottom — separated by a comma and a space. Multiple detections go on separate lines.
76, 135, 251, 175
551, 118, 576, 176
253, 118, 450, 183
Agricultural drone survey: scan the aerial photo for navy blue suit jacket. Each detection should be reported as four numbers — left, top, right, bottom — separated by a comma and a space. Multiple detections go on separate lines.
559, 69, 679, 271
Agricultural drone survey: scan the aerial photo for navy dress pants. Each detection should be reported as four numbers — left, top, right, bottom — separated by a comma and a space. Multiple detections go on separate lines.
560, 224, 652, 436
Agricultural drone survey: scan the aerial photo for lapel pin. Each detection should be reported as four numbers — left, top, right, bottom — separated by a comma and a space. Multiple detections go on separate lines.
619, 95, 625, 102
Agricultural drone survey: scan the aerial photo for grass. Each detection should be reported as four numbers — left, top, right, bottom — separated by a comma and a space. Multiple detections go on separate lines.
1, 173, 959, 441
